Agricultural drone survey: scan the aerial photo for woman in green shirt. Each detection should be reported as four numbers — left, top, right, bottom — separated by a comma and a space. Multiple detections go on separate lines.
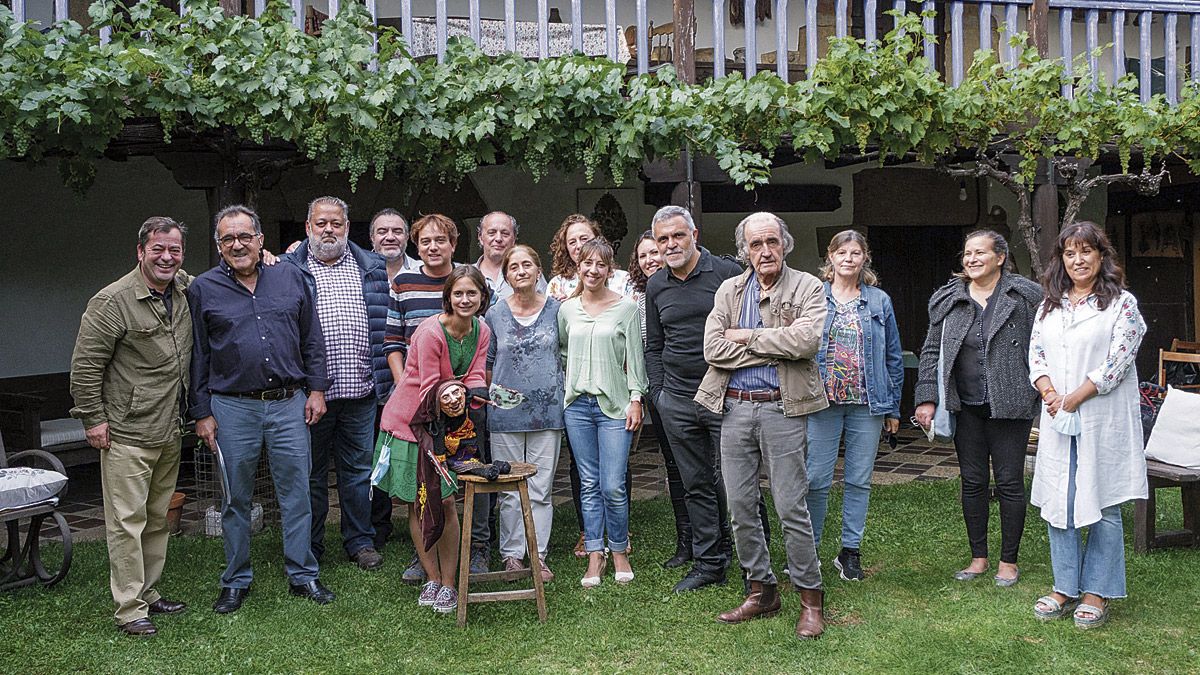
558, 239, 648, 588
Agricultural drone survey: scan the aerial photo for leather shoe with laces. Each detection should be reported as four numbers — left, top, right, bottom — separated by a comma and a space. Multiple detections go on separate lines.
673, 566, 727, 593
147, 598, 187, 615
289, 580, 336, 605
213, 587, 249, 614
118, 618, 157, 637
351, 547, 384, 571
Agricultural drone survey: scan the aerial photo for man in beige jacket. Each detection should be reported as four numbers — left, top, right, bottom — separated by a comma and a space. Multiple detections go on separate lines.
697, 212, 830, 639
70, 217, 192, 637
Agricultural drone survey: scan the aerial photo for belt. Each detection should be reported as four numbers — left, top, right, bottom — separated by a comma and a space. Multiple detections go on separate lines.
724, 387, 781, 402
231, 386, 300, 401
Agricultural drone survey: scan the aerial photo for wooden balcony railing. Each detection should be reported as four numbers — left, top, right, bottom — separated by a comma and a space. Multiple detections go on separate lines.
11, 0, 1200, 104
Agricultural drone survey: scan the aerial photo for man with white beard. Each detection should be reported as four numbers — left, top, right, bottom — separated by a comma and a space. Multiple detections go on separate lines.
286, 196, 393, 571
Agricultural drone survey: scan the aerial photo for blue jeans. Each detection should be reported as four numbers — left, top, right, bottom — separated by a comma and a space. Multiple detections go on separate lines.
564, 395, 632, 553
309, 395, 377, 560
1047, 438, 1127, 599
805, 403, 883, 550
211, 393, 319, 588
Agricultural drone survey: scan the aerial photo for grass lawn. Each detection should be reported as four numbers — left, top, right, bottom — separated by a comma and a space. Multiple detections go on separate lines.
2, 479, 1198, 674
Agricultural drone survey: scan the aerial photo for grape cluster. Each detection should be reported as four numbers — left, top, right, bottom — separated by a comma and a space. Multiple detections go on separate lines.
340, 147, 369, 190
301, 120, 329, 160
12, 128, 33, 156
245, 112, 267, 145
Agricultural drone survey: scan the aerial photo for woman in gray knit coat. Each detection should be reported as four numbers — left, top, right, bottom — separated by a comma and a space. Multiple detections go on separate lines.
914, 230, 1042, 587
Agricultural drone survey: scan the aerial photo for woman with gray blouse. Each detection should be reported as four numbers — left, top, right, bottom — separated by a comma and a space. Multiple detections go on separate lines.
486, 244, 565, 584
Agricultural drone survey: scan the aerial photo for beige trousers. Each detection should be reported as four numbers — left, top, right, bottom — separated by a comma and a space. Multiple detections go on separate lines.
100, 439, 181, 625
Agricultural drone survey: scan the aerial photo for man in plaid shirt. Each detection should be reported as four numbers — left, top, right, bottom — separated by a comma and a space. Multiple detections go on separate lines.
287, 196, 393, 571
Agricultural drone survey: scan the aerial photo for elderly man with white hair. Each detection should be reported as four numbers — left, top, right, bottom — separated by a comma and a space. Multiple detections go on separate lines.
696, 212, 830, 639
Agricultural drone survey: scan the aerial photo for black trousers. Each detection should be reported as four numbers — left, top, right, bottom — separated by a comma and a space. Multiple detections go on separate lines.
953, 404, 1033, 564
655, 390, 728, 571
647, 397, 690, 537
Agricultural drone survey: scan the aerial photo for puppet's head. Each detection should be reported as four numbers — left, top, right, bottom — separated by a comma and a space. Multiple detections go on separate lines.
437, 380, 468, 418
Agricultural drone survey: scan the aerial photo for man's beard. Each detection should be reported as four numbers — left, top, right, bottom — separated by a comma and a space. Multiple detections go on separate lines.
311, 235, 347, 261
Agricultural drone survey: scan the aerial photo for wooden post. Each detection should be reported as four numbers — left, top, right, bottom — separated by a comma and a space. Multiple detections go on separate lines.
1029, 1, 1057, 273
218, 0, 243, 17
1029, 0, 1050, 57
670, 148, 702, 233
673, 0, 696, 84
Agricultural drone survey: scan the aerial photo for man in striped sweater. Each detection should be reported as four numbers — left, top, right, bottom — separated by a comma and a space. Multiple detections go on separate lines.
381, 214, 473, 580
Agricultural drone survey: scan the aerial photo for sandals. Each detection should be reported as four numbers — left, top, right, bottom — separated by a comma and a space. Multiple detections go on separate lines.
1033, 594, 1080, 621
1073, 600, 1109, 630
573, 533, 587, 559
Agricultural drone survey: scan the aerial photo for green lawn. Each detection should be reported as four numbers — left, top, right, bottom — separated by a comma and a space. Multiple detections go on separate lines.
2, 479, 1198, 674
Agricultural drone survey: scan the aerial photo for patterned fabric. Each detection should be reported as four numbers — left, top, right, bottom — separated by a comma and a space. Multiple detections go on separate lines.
0, 467, 67, 510
1029, 293, 1144, 396
546, 269, 631, 301
822, 298, 866, 404
728, 272, 780, 392
307, 248, 372, 400
485, 297, 566, 433
383, 268, 453, 358
404, 17, 631, 63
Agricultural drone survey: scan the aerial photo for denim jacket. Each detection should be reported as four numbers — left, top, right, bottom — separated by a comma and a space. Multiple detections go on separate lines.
816, 282, 904, 420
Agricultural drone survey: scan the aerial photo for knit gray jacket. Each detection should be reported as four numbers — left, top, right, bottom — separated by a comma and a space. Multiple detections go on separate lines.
914, 271, 1043, 420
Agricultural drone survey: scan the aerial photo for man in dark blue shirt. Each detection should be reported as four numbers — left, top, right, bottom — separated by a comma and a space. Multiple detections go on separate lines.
188, 204, 334, 614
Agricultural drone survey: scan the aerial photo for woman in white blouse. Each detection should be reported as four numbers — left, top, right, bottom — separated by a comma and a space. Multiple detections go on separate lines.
1028, 221, 1147, 630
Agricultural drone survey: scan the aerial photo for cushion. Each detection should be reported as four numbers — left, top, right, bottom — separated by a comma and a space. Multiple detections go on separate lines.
1144, 386, 1200, 470
40, 418, 87, 447
0, 466, 68, 510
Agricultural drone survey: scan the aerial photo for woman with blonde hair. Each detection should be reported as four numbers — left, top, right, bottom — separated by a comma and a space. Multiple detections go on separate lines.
805, 230, 904, 581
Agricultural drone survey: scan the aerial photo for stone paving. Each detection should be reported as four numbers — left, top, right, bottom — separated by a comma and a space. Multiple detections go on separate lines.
46, 425, 960, 544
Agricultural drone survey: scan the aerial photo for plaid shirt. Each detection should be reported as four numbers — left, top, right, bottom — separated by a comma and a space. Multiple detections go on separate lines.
309, 248, 373, 400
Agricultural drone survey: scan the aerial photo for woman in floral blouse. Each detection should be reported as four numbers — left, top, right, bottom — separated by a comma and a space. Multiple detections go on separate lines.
1029, 221, 1146, 630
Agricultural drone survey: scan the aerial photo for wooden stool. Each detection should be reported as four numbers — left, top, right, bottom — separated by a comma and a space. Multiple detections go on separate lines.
456, 461, 547, 627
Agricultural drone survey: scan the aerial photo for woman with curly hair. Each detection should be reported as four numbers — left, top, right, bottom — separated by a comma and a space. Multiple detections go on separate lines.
547, 214, 630, 301
1029, 221, 1146, 629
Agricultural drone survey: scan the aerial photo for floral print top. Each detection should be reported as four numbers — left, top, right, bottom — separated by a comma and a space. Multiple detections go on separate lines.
1029, 291, 1146, 395
822, 298, 867, 404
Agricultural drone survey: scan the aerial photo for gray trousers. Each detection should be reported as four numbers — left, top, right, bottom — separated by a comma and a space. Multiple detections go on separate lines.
720, 398, 822, 590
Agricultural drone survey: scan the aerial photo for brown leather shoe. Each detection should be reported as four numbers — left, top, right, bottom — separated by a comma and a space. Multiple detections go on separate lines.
148, 598, 187, 615
118, 618, 157, 637
795, 588, 826, 639
717, 581, 781, 624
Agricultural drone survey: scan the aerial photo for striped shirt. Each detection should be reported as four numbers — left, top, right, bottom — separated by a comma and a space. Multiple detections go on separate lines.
308, 249, 372, 400
728, 272, 780, 392
383, 266, 453, 358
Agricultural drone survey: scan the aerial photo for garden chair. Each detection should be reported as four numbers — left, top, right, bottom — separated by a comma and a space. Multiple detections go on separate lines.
0, 428, 73, 591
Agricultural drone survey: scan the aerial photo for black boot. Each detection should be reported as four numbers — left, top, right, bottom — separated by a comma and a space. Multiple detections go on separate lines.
663, 529, 693, 569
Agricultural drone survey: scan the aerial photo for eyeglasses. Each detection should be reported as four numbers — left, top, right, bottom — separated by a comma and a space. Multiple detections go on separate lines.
217, 232, 260, 248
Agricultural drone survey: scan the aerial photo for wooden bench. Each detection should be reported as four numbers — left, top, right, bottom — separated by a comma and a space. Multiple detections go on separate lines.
1134, 459, 1200, 553
0, 391, 96, 468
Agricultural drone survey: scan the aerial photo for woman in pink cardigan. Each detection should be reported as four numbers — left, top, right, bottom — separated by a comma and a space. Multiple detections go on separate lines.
373, 266, 492, 614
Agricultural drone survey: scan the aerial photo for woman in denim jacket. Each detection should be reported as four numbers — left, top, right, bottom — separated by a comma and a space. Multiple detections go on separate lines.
805, 230, 904, 581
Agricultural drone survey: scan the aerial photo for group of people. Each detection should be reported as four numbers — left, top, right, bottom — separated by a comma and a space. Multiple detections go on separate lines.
69, 194, 1147, 639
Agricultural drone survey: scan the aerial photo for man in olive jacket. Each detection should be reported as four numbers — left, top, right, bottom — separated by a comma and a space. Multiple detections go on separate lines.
70, 217, 192, 637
